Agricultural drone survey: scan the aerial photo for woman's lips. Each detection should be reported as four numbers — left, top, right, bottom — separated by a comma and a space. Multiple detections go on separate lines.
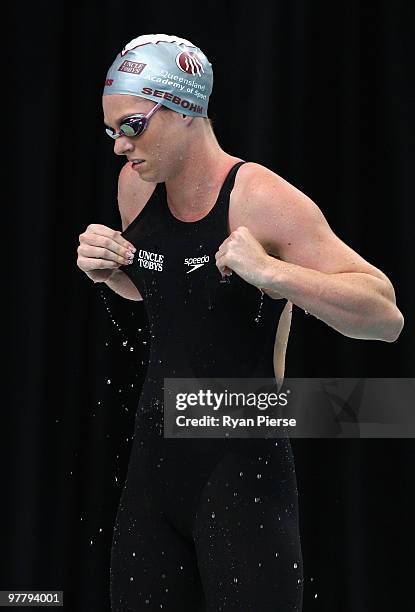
132, 160, 145, 169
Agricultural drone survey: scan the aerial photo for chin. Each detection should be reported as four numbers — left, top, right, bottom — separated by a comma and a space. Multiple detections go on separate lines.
141, 169, 164, 184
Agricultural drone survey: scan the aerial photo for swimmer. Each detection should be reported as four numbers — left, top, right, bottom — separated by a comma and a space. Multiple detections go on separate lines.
77, 34, 404, 611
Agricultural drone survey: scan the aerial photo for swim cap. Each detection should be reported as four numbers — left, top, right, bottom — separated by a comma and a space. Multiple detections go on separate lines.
103, 34, 213, 118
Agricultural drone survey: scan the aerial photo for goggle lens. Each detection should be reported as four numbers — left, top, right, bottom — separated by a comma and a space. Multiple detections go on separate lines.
121, 116, 146, 136
105, 103, 162, 140
105, 115, 147, 139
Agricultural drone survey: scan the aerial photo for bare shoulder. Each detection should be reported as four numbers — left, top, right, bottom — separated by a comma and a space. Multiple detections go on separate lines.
118, 162, 157, 230
230, 161, 323, 250
231, 162, 311, 224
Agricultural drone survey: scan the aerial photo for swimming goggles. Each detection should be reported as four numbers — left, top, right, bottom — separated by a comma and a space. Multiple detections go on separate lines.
105, 102, 163, 139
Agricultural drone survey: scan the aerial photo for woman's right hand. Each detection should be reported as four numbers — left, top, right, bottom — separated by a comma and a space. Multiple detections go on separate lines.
77, 223, 136, 283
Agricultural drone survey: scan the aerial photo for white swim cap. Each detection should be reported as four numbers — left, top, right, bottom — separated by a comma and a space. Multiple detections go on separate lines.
103, 34, 213, 117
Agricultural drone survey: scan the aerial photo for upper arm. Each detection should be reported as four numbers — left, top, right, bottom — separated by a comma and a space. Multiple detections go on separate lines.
117, 162, 156, 231
238, 164, 396, 299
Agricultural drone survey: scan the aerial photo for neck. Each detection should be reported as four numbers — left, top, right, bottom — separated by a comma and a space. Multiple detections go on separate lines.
164, 130, 240, 221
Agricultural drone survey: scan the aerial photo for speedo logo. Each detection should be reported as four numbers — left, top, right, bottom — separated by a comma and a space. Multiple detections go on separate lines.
184, 255, 209, 273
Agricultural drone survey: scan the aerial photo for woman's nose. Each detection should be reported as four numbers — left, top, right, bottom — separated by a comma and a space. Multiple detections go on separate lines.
114, 137, 133, 156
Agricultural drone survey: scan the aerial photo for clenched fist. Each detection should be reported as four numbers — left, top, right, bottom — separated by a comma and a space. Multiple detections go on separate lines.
77, 224, 136, 283
215, 226, 272, 286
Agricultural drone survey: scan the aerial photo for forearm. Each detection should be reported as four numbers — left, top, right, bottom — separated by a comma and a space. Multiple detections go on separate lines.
104, 269, 143, 301
262, 259, 404, 342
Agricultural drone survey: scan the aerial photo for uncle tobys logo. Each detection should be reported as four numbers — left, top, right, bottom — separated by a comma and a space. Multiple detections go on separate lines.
117, 60, 146, 75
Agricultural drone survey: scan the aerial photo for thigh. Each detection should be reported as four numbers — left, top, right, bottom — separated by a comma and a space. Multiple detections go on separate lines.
192, 439, 304, 611
110, 475, 205, 611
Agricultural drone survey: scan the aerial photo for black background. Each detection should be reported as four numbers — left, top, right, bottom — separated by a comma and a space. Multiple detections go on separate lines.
5, 1, 414, 610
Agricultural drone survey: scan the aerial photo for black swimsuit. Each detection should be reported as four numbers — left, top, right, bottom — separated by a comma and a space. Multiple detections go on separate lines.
110, 161, 303, 611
